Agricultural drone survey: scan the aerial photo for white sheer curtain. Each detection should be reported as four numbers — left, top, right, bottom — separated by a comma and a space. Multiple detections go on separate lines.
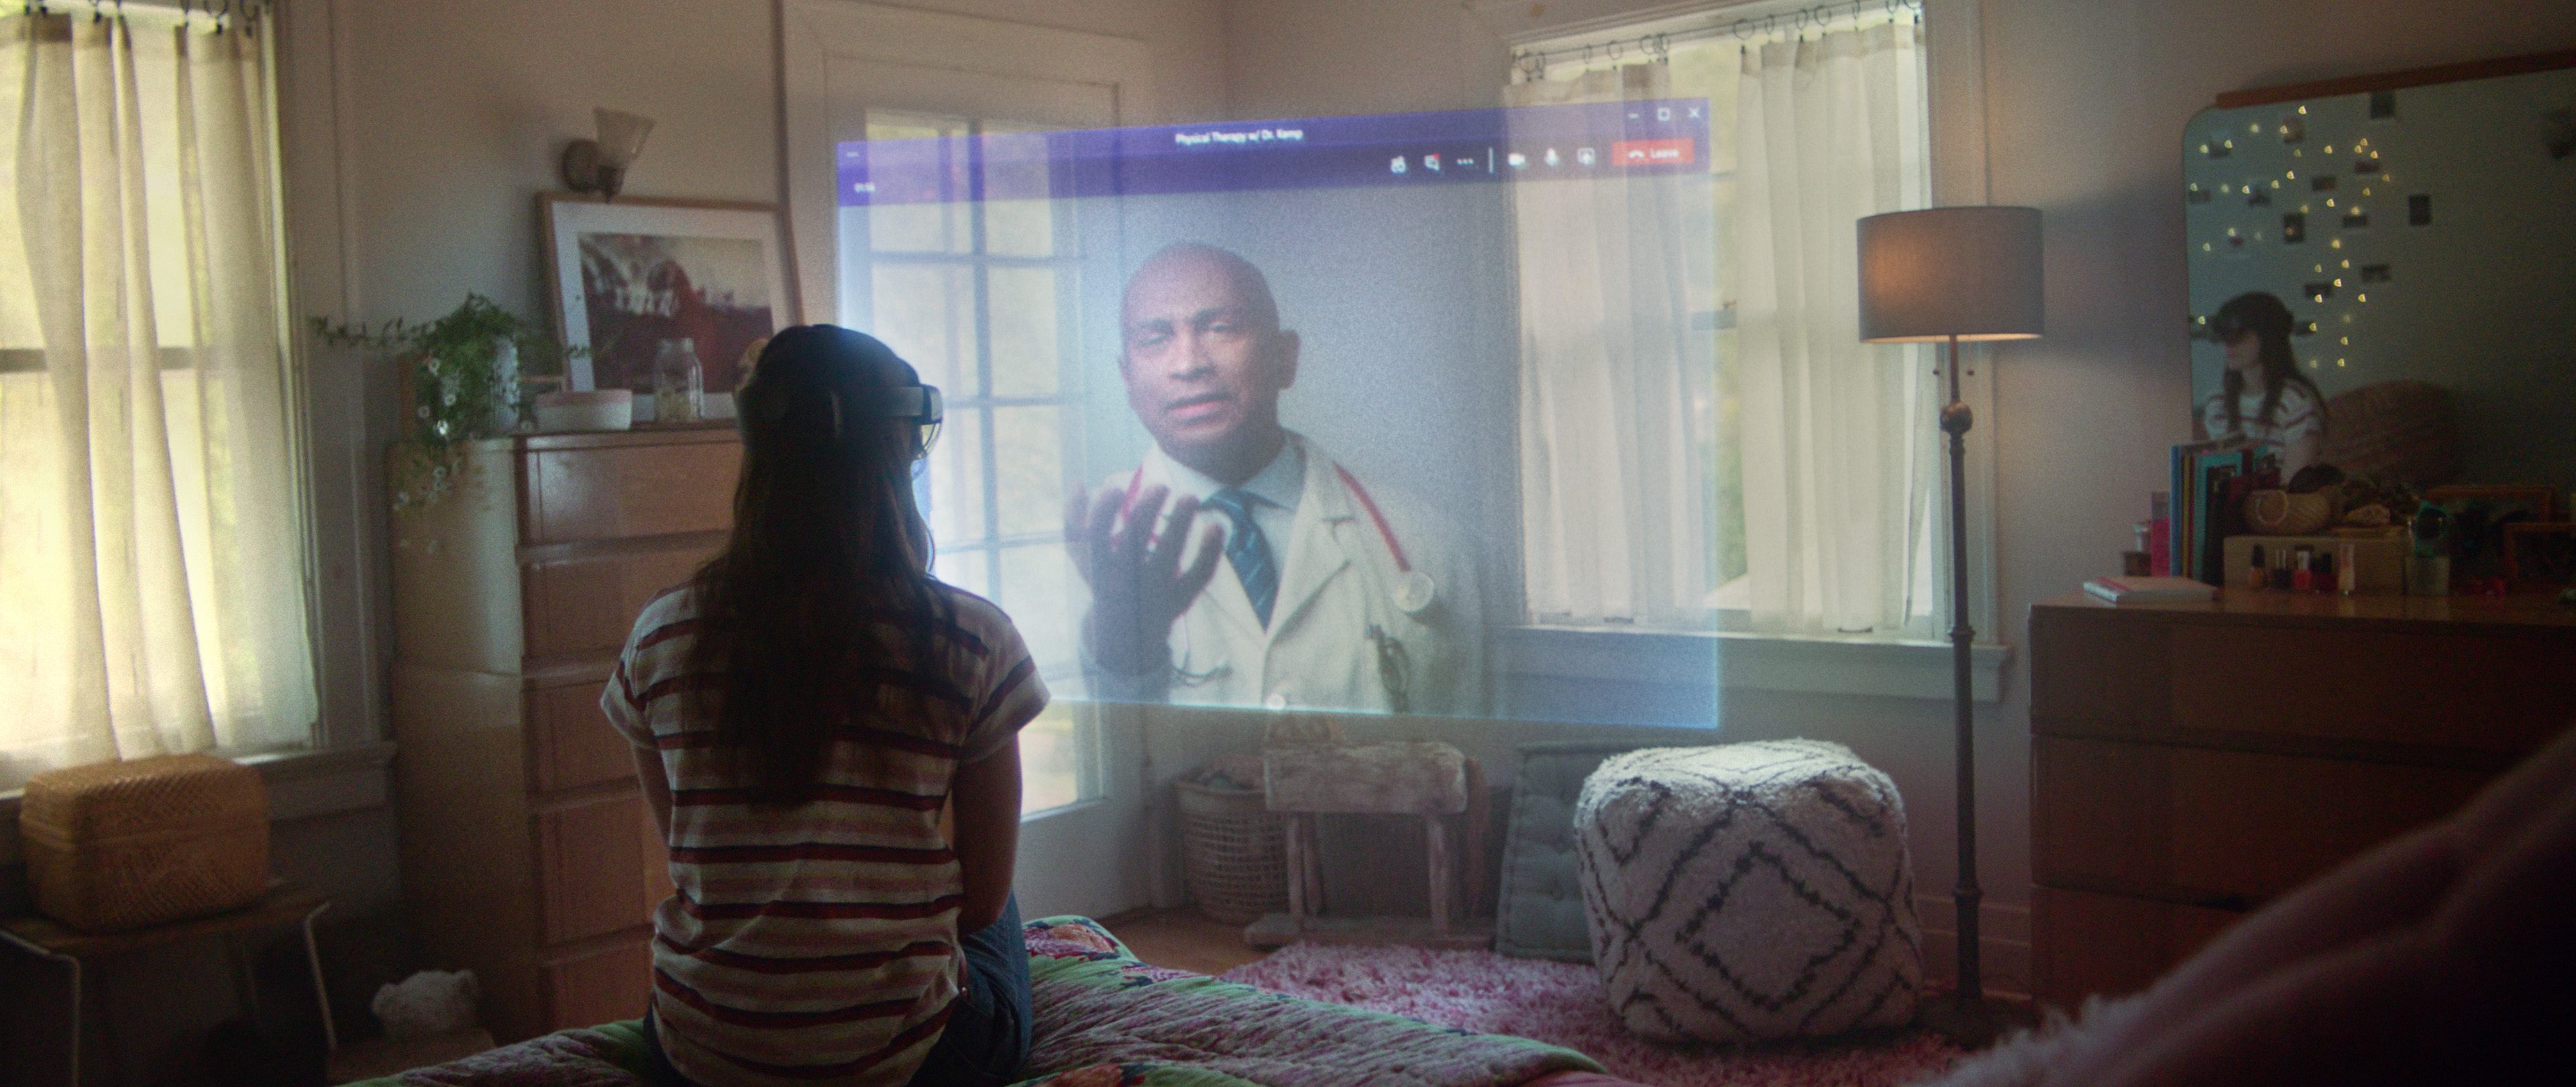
1507, 64, 1710, 627
1734, 21, 1936, 635
0, 9, 314, 790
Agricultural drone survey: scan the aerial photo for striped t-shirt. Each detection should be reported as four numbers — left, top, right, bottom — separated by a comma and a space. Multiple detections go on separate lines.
2199, 384, 2322, 451
602, 582, 1048, 1087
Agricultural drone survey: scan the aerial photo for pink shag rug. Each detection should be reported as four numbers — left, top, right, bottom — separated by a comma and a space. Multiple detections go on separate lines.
1219, 943, 1964, 1087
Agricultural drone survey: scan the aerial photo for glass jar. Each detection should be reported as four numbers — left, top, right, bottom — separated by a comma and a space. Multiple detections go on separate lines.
651, 338, 704, 424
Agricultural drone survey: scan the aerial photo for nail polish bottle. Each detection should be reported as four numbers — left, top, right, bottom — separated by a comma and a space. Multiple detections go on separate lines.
2247, 545, 2269, 591
2293, 546, 2315, 592
2273, 547, 2295, 590
2339, 543, 2359, 595
2313, 548, 2336, 593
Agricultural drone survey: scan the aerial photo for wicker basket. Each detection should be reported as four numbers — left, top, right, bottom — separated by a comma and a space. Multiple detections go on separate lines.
1176, 778, 1289, 925
19, 754, 270, 933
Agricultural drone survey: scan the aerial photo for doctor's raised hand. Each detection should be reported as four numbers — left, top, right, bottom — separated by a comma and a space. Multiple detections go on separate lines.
1066, 482, 1224, 678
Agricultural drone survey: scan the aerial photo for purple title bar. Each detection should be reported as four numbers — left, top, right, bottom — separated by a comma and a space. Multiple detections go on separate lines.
837, 99, 1712, 207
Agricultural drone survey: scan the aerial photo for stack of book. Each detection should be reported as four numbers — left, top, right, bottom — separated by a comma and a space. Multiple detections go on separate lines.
2169, 441, 2273, 584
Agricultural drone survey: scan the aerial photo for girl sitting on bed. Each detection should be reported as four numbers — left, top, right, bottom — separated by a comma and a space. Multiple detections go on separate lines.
604, 325, 1049, 1087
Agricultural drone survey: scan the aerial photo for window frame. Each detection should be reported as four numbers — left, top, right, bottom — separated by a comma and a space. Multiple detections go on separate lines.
1496, 0, 2008, 705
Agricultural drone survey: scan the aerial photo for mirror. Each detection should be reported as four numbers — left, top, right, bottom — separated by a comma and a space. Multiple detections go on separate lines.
2183, 54, 2576, 494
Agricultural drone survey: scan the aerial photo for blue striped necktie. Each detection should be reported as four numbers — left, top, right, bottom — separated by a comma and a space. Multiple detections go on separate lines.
1203, 488, 1278, 628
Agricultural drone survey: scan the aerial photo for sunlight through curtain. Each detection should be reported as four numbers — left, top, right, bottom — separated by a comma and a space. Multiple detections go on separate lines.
1507, 64, 1711, 627
0, 10, 313, 789
1735, 21, 1937, 635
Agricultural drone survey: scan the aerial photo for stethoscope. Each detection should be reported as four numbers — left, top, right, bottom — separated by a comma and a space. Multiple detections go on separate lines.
1121, 460, 1433, 711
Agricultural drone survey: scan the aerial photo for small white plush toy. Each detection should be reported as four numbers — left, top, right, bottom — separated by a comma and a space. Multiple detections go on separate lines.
372, 969, 482, 1039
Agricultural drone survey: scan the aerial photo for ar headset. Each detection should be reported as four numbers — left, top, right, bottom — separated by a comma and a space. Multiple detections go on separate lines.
751, 381, 943, 460
847, 384, 943, 461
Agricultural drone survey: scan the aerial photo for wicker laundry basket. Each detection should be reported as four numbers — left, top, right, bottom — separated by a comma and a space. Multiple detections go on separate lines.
1176, 774, 1289, 925
19, 753, 270, 933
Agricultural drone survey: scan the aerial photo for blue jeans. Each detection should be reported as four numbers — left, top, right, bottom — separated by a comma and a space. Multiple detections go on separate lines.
908, 894, 1032, 1086
639, 896, 1031, 1087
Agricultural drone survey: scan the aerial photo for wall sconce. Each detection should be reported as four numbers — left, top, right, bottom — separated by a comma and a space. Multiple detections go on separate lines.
561, 108, 655, 201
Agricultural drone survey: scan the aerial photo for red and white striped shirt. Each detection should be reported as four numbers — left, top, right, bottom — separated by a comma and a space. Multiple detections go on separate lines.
602, 582, 1047, 1087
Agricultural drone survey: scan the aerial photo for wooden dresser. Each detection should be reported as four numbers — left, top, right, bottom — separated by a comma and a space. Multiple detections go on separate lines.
2027, 590, 2576, 1011
389, 426, 740, 1041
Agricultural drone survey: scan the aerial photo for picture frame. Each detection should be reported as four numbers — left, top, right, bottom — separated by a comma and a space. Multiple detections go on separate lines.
2502, 522, 2576, 590
539, 193, 800, 397
2423, 484, 2558, 580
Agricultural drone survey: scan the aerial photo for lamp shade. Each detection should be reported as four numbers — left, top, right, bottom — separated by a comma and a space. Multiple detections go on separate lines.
594, 109, 655, 168
1858, 206, 2044, 343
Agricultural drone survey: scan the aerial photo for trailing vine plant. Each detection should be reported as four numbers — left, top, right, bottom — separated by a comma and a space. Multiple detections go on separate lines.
313, 295, 580, 509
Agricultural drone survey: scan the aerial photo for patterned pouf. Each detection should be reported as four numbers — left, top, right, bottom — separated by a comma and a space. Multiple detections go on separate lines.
1574, 740, 1923, 1043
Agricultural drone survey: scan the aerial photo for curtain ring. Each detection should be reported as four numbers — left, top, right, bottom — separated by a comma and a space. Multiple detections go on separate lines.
1732, 16, 1756, 41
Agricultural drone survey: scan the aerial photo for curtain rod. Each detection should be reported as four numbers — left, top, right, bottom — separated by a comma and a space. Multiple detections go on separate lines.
1512, 0, 1921, 78
23, 0, 270, 26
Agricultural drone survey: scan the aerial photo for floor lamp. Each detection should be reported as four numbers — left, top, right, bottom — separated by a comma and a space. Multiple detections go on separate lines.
1858, 206, 2045, 1048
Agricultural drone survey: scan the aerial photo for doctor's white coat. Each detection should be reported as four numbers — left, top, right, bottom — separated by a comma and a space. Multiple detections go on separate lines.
1091, 433, 1486, 717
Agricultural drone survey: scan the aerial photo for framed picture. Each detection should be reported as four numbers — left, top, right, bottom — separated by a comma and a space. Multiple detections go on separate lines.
2423, 484, 2557, 580
2503, 522, 2576, 590
540, 193, 800, 396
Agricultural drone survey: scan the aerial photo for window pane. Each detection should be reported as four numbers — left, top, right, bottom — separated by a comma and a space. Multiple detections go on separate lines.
867, 113, 971, 254
870, 262, 977, 395
923, 407, 987, 547
934, 543, 993, 600
1018, 702, 1090, 813
997, 541, 1078, 676
986, 267, 1063, 398
983, 200, 1056, 259
989, 405, 1065, 537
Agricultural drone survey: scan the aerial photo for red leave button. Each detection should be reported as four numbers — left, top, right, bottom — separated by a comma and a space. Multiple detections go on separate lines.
1609, 139, 1695, 165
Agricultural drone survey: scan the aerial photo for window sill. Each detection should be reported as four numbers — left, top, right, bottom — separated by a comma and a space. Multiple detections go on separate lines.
1497, 625, 2012, 704
0, 742, 397, 865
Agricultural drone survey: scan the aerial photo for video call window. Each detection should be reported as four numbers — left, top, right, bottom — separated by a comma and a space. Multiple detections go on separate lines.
842, 99, 1723, 724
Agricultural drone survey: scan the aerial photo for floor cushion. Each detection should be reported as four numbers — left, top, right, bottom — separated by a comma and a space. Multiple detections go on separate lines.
1575, 741, 1923, 1043
1495, 741, 1660, 962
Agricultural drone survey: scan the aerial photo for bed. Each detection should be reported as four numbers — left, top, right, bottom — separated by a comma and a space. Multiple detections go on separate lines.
350, 917, 1636, 1087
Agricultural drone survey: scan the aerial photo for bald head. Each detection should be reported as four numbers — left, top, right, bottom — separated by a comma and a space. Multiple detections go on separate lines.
1116, 242, 1299, 484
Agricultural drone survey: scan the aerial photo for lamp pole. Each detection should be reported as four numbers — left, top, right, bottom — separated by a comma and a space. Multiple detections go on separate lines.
1942, 332, 1982, 1002
1917, 332, 2032, 1048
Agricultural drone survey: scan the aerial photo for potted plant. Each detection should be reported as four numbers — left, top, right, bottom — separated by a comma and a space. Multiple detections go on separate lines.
314, 295, 580, 509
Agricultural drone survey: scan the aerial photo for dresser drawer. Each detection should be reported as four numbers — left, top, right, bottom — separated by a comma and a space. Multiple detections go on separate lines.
536, 790, 654, 946
2033, 885, 2242, 1009
539, 937, 652, 1033
523, 544, 718, 658
2034, 735, 2487, 903
2168, 625, 2576, 755
528, 680, 633, 794
521, 439, 740, 545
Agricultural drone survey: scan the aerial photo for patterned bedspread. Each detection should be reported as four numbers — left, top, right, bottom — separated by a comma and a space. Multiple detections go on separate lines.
357, 917, 1603, 1087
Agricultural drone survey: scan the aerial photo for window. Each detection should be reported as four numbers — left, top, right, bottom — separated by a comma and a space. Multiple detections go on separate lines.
1510, 0, 1940, 639
0, 2, 315, 790
849, 110, 1094, 813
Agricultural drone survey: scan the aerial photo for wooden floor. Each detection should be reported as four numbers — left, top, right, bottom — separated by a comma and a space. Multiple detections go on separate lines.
1095, 907, 1273, 976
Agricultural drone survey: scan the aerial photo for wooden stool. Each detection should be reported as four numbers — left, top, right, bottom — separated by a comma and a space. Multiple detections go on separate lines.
0, 880, 337, 1087
1245, 737, 1492, 949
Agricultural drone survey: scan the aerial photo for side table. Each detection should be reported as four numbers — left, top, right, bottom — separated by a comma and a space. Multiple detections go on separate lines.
0, 880, 337, 1087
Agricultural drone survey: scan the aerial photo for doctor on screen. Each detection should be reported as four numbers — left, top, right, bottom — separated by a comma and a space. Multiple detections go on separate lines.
1067, 242, 1485, 716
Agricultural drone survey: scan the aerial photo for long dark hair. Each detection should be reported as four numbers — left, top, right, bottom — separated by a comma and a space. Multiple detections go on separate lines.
2212, 291, 2326, 435
684, 325, 946, 806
